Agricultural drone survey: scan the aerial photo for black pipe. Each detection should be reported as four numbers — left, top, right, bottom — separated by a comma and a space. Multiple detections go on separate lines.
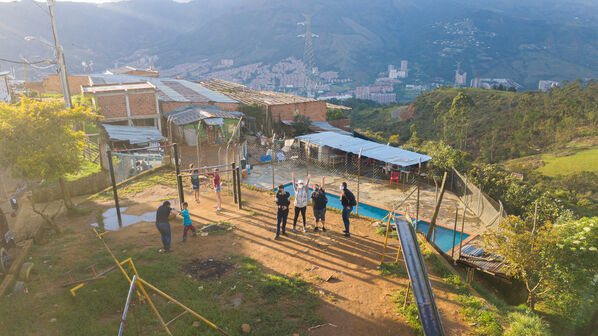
173, 143, 184, 206
107, 150, 122, 227
236, 167, 242, 210
232, 162, 237, 204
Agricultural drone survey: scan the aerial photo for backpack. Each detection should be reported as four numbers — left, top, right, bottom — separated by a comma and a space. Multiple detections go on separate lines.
345, 189, 357, 206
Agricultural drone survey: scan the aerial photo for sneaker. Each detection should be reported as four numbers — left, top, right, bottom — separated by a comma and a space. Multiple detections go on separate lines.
343, 233, 351, 238
322, 227, 327, 232
274, 235, 280, 240
314, 227, 319, 232
342, 230, 347, 233
293, 228, 296, 233
303, 227, 307, 233
216, 207, 222, 212
282, 232, 288, 236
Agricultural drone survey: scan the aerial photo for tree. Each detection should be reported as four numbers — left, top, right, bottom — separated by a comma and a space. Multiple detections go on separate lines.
448, 92, 474, 150
292, 114, 312, 136
326, 108, 346, 121
0, 97, 98, 232
485, 216, 560, 311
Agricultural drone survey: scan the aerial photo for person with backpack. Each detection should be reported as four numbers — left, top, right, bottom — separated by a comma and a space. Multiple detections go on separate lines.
340, 181, 356, 237
275, 184, 291, 239
311, 177, 328, 232
291, 172, 310, 233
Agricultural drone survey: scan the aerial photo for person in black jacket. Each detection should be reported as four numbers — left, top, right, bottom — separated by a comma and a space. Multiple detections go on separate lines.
155, 201, 179, 253
311, 177, 328, 232
275, 184, 291, 239
340, 182, 356, 237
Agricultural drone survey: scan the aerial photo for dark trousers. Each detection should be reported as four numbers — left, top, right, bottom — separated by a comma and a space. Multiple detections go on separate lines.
293, 206, 306, 228
342, 206, 353, 234
156, 221, 171, 250
276, 208, 289, 235
183, 225, 196, 238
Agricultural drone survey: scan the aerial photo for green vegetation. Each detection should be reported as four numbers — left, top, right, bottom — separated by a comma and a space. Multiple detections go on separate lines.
379, 262, 407, 278
65, 159, 102, 181
0, 97, 98, 231
0, 234, 322, 335
536, 146, 598, 177
506, 311, 552, 336
459, 295, 504, 336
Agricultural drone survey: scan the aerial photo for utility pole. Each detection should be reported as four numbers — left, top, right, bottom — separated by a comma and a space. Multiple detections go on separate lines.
47, 0, 72, 109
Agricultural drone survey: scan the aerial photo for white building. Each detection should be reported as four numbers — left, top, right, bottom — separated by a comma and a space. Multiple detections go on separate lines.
0, 71, 12, 103
538, 80, 559, 92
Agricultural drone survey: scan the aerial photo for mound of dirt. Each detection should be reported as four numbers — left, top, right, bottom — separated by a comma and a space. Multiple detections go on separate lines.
181, 258, 232, 280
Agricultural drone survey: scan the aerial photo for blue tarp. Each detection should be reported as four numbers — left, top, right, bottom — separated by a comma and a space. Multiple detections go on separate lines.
296, 131, 431, 167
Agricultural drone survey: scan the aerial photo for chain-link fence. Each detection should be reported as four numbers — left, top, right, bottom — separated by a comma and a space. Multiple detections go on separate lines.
450, 167, 506, 227
109, 148, 167, 183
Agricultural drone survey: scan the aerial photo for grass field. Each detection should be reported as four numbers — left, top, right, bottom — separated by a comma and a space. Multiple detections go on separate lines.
537, 147, 598, 177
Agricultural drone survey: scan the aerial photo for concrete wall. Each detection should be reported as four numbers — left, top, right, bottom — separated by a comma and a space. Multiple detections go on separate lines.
269, 100, 327, 122
32, 170, 110, 203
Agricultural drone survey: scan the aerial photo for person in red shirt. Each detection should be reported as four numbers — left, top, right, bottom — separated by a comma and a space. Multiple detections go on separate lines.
208, 168, 222, 211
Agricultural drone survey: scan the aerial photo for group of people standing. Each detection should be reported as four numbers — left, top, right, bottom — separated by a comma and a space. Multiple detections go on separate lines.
275, 173, 357, 240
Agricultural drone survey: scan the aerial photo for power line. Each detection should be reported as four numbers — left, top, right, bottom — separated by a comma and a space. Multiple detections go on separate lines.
0, 57, 54, 65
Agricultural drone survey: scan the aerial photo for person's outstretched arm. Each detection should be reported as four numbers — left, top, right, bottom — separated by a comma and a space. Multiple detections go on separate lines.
306, 174, 311, 188
292, 172, 297, 191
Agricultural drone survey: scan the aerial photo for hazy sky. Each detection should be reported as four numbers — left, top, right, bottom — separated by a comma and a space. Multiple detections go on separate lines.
0, 0, 193, 3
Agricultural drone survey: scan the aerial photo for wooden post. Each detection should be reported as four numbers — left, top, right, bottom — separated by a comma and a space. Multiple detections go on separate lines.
415, 158, 421, 231
451, 202, 459, 261
236, 167, 242, 210
380, 214, 392, 264
305, 140, 310, 176
173, 143, 184, 206
357, 148, 362, 215
106, 150, 122, 227
345, 152, 348, 176
403, 281, 411, 310
458, 203, 468, 260
426, 171, 447, 241
231, 162, 237, 204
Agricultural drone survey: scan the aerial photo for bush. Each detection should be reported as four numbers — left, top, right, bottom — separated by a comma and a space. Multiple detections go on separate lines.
506, 311, 551, 336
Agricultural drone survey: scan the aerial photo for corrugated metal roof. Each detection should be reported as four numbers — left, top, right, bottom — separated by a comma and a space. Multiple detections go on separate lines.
296, 132, 431, 167
89, 74, 237, 104
459, 245, 510, 276
199, 78, 317, 105
81, 82, 154, 94
164, 104, 244, 126
309, 121, 352, 135
102, 124, 165, 145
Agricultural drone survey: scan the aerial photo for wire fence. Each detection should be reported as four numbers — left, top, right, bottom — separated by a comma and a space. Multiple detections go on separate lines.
450, 167, 506, 227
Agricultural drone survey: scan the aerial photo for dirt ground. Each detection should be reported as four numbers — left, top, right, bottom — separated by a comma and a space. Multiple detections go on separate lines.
76, 177, 473, 335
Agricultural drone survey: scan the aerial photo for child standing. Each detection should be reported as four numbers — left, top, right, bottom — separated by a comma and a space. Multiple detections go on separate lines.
180, 202, 197, 242
189, 164, 200, 203
209, 168, 222, 211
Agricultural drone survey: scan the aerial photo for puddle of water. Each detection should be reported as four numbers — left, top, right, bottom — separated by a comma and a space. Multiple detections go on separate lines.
92, 207, 156, 231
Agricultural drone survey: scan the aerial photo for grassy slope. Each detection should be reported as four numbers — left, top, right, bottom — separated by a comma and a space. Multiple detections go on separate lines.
537, 147, 598, 177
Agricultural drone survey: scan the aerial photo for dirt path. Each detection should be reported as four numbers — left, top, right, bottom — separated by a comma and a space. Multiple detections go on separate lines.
99, 181, 471, 335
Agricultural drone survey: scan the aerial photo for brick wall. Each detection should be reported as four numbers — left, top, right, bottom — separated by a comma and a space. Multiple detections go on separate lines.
42, 74, 90, 95
96, 94, 127, 119
329, 118, 351, 131
269, 100, 326, 122
128, 92, 157, 116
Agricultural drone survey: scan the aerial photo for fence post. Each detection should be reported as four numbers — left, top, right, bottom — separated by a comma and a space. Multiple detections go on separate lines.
415, 158, 421, 230
458, 202, 468, 260
236, 167, 242, 210
271, 134, 276, 190
357, 148, 362, 215
173, 143, 185, 206
107, 150, 123, 228
305, 139, 310, 176
451, 202, 459, 262
231, 162, 237, 204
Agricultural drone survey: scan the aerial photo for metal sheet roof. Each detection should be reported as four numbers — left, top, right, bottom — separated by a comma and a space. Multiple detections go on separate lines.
309, 121, 351, 135
164, 104, 244, 126
89, 74, 237, 104
296, 132, 431, 167
102, 124, 165, 145
81, 82, 154, 94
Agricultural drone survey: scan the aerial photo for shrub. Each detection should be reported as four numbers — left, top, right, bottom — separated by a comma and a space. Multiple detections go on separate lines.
506, 311, 551, 336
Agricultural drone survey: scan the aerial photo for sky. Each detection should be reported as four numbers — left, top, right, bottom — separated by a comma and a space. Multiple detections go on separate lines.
0, 0, 193, 3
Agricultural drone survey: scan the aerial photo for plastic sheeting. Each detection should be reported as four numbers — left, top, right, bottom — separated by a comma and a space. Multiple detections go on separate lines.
296, 131, 431, 167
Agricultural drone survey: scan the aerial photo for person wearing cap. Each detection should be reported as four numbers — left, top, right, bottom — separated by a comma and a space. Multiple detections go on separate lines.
311, 176, 328, 232
291, 172, 310, 233
275, 184, 291, 239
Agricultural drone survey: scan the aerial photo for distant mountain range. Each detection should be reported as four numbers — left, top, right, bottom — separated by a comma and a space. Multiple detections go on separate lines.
3, 0, 598, 88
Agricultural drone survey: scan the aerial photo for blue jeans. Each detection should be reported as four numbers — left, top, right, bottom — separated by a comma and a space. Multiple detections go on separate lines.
342, 206, 353, 234
276, 207, 289, 235
156, 221, 171, 250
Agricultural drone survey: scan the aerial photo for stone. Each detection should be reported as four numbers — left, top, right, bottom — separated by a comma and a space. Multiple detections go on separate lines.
241, 323, 251, 333
193, 321, 201, 327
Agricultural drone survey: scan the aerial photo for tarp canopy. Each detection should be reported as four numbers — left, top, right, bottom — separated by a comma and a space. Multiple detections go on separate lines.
164, 104, 244, 126
102, 124, 165, 145
296, 132, 431, 167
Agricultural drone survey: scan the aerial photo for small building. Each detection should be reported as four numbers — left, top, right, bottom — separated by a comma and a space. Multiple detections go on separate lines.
82, 82, 162, 130
198, 78, 327, 134
27, 74, 90, 95
162, 104, 244, 146
295, 132, 431, 171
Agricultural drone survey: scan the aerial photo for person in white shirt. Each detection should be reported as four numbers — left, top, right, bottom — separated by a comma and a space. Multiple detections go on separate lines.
291, 172, 310, 233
